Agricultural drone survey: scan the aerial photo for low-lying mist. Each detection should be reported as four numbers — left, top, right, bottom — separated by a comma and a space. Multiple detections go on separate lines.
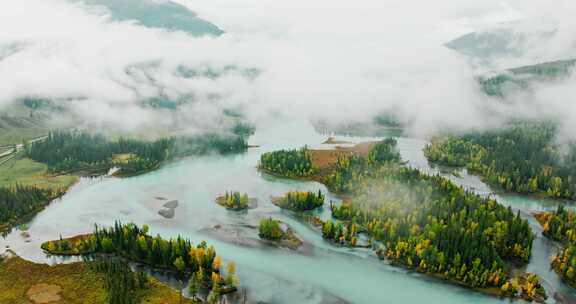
0, 0, 575, 140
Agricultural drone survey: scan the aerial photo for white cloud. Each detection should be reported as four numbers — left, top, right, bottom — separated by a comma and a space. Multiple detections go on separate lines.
0, 0, 574, 137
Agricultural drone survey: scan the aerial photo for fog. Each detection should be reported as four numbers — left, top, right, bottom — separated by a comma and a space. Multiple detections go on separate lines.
0, 0, 575, 138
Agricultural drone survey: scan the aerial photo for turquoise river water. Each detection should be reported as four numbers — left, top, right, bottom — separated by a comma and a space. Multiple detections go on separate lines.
1, 119, 575, 304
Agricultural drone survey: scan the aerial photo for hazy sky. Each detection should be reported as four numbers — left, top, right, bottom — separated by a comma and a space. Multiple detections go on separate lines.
0, 0, 574, 137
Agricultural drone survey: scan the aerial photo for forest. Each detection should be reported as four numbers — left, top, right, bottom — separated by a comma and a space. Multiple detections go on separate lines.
42, 222, 239, 299
0, 185, 65, 233
259, 147, 315, 177
330, 164, 543, 299
27, 130, 249, 176
425, 121, 576, 200
272, 190, 325, 211
536, 206, 576, 287
330, 168, 539, 294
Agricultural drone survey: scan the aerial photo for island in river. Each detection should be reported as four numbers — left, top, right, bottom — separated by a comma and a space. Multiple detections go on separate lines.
215, 191, 258, 210
258, 217, 303, 250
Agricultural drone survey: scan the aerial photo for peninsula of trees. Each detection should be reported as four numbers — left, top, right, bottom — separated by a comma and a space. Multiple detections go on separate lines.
42, 222, 239, 298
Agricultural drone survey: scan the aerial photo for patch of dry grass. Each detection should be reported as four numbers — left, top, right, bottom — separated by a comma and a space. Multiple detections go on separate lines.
0, 255, 198, 304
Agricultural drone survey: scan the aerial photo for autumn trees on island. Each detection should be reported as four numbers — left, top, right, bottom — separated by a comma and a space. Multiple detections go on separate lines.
42, 222, 239, 301
258, 218, 283, 241
258, 217, 303, 250
272, 190, 325, 211
215, 191, 250, 210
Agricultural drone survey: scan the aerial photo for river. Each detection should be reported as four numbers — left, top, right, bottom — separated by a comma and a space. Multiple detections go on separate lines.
1, 119, 575, 304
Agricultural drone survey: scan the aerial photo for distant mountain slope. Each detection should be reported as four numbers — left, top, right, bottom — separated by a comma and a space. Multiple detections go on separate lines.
446, 26, 554, 65
479, 58, 576, 97
71, 0, 223, 36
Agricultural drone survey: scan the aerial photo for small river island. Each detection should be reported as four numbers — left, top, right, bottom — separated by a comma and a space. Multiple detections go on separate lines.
258, 217, 303, 250
215, 191, 257, 210
271, 190, 325, 211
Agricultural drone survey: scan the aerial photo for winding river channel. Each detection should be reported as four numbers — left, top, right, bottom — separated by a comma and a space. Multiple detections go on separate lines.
1, 119, 575, 304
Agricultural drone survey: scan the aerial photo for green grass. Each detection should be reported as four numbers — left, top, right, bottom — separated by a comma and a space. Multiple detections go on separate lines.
0, 254, 198, 304
0, 157, 78, 189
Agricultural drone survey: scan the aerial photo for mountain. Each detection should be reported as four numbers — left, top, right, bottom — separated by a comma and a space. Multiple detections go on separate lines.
446, 26, 555, 66
71, 0, 224, 36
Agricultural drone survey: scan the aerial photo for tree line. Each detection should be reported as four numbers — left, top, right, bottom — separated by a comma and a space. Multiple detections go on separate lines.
272, 190, 324, 211
259, 148, 314, 177
27, 130, 249, 176
425, 121, 576, 200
